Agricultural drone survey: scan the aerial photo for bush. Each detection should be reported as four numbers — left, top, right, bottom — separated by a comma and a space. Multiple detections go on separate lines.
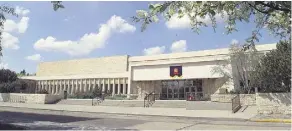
0, 82, 16, 93
68, 92, 93, 99
105, 94, 127, 100
37, 89, 49, 94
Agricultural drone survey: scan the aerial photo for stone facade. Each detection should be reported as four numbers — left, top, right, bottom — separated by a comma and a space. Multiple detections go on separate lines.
132, 81, 161, 100
0, 93, 62, 104
211, 93, 291, 114
256, 93, 291, 115
210, 94, 256, 105
37, 55, 128, 76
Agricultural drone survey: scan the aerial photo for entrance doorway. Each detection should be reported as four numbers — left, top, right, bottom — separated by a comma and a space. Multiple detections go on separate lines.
160, 79, 203, 100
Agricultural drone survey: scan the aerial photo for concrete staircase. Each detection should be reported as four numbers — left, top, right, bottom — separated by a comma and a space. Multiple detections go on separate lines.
57, 99, 241, 111
57, 99, 186, 108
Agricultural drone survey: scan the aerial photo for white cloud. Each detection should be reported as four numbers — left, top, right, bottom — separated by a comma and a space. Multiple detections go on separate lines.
165, 14, 191, 29
2, 6, 30, 50
230, 39, 239, 45
2, 32, 20, 50
170, 40, 187, 53
0, 62, 8, 69
25, 54, 42, 61
15, 6, 30, 16
34, 15, 136, 56
4, 17, 29, 33
166, 12, 227, 29
143, 46, 166, 56
64, 16, 75, 21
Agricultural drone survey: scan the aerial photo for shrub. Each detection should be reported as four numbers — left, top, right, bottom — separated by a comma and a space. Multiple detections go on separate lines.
37, 89, 49, 94
0, 82, 16, 93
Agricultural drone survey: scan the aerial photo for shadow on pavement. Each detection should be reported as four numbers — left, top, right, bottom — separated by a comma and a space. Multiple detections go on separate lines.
0, 111, 99, 123
0, 123, 27, 130
0, 110, 147, 130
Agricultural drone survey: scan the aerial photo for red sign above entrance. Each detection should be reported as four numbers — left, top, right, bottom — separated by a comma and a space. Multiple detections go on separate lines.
170, 66, 182, 78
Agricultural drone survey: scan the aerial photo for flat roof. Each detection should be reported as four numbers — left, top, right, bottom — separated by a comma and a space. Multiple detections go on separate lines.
129, 43, 276, 62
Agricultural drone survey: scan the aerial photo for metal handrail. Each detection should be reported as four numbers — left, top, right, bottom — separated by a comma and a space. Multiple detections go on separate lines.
231, 94, 241, 113
144, 92, 155, 108
92, 90, 110, 106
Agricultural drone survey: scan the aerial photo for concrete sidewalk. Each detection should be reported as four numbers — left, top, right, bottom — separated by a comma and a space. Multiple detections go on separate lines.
0, 102, 257, 120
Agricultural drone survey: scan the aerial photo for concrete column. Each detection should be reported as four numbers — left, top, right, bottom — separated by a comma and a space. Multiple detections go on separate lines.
55, 80, 58, 94
41, 81, 43, 91
54, 80, 57, 94
127, 78, 131, 98
107, 79, 110, 93
78, 79, 82, 93
112, 78, 116, 96
41, 81, 44, 91
98, 79, 101, 90
71, 79, 74, 94
93, 79, 96, 91
45, 81, 48, 92
68, 80, 70, 94
62, 80, 64, 92
47, 80, 50, 93
123, 78, 126, 95
68, 80, 71, 94
102, 79, 105, 91
59, 80, 62, 94
73, 79, 77, 94
65, 80, 68, 92
117, 78, 121, 94
84, 79, 87, 93
49, 81, 51, 93
51, 80, 54, 94
56, 80, 59, 94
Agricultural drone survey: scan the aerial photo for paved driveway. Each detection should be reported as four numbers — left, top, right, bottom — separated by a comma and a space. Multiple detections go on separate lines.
0, 107, 290, 130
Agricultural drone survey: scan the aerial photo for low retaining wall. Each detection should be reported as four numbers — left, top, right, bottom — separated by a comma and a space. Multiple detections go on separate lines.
256, 93, 291, 115
210, 94, 256, 105
0, 93, 62, 104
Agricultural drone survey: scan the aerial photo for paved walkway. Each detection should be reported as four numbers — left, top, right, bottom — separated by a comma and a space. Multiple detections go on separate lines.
0, 102, 257, 120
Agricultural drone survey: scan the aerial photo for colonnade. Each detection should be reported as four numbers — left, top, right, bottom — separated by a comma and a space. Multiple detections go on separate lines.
36, 78, 128, 95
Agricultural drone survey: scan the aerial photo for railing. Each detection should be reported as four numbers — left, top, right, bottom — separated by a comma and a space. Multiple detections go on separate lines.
231, 94, 241, 113
92, 91, 111, 106
185, 92, 204, 101
144, 92, 156, 108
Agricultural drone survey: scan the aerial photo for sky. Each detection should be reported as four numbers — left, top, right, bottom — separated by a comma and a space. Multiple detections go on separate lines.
0, 1, 280, 74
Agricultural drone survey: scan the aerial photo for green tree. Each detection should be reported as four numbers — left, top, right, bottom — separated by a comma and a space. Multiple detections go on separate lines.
252, 41, 291, 93
0, 69, 18, 93
0, 69, 18, 83
212, 42, 262, 93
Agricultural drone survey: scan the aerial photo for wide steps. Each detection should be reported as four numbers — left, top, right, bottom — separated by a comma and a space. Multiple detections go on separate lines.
57, 99, 186, 108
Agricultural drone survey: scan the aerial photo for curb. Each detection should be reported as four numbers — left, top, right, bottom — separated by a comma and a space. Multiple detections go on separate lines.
250, 119, 291, 123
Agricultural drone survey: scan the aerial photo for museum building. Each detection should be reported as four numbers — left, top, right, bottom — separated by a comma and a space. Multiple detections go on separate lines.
22, 44, 276, 100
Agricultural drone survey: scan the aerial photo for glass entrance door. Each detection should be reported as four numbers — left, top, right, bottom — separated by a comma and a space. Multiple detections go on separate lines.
160, 79, 203, 100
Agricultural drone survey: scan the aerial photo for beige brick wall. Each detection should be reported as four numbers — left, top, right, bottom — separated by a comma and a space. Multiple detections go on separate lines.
210, 94, 256, 105
36, 55, 128, 76
0, 93, 62, 104
256, 93, 291, 115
